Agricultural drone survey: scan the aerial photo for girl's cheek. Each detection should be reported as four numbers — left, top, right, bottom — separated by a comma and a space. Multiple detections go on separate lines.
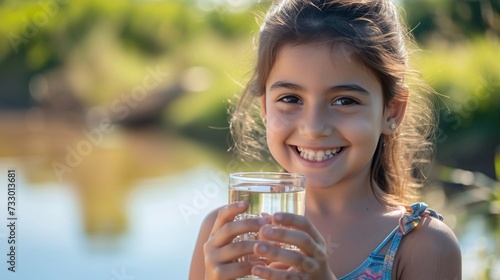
266, 112, 295, 134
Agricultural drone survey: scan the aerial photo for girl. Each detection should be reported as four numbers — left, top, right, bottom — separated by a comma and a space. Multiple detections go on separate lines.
190, 0, 462, 279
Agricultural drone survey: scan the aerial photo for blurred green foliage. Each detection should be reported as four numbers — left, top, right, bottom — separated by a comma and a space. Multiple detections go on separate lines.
397, 0, 500, 178
402, 0, 500, 41
415, 38, 500, 174
0, 0, 265, 144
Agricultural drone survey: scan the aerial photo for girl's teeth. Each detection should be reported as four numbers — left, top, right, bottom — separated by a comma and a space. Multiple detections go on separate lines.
297, 147, 342, 162
316, 151, 325, 159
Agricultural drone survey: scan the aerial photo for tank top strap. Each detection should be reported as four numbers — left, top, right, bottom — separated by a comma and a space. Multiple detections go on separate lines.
381, 202, 443, 278
372, 226, 398, 255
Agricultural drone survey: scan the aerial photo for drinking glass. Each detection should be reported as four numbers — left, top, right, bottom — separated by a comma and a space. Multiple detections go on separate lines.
229, 172, 306, 280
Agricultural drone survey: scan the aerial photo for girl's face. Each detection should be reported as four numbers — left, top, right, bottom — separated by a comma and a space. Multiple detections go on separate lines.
262, 43, 400, 189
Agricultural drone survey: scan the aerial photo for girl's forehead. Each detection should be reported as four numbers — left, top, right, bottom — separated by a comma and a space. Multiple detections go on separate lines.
272, 43, 373, 77
272, 42, 364, 69
267, 43, 382, 94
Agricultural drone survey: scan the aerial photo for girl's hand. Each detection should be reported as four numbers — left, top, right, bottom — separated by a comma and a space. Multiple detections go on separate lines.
203, 201, 271, 280
251, 212, 337, 280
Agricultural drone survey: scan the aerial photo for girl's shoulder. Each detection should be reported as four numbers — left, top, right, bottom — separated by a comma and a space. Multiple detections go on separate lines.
393, 203, 462, 279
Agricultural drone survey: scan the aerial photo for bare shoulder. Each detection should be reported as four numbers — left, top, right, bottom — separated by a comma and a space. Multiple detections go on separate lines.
393, 216, 462, 280
188, 206, 223, 280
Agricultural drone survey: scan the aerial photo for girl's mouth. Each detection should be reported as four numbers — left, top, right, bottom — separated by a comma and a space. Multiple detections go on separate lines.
295, 146, 344, 162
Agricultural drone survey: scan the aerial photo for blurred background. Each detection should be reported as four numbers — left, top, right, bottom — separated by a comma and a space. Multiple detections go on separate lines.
0, 0, 498, 279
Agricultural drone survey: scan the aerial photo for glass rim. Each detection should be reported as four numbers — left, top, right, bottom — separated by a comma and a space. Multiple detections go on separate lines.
229, 172, 305, 183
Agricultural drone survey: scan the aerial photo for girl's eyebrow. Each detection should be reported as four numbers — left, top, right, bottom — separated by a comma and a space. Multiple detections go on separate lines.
269, 81, 304, 92
333, 84, 370, 95
269, 80, 370, 94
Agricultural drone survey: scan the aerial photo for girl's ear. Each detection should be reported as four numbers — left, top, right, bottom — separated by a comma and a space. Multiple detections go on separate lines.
382, 90, 408, 135
260, 94, 267, 123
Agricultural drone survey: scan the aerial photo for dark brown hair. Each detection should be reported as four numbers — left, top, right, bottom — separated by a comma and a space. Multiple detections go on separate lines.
229, 0, 435, 205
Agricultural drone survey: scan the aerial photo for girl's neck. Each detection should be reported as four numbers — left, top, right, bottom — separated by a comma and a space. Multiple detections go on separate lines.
304, 177, 387, 217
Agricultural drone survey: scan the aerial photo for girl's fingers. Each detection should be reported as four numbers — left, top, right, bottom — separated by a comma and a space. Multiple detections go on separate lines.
259, 225, 318, 256
209, 216, 271, 247
257, 214, 332, 271
252, 265, 310, 280
210, 201, 248, 234
211, 261, 254, 280
267, 262, 290, 270
207, 240, 259, 263
272, 212, 324, 244
253, 242, 320, 273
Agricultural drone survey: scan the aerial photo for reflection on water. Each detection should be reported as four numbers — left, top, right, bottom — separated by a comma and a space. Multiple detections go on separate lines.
0, 112, 229, 279
0, 163, 227, 279
0, 111, 228, 235
460, 218, 500, 279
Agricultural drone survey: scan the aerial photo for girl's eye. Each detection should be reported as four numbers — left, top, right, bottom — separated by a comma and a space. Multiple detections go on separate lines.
332, 97, 358, 106
278, 95, 302, 104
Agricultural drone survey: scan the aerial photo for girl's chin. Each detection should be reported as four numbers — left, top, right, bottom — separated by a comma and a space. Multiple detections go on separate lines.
303, 176, 337, 190
280, 165, 337, 188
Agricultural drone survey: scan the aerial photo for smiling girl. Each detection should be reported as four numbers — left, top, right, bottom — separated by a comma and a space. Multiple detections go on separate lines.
190, 1, 461, 279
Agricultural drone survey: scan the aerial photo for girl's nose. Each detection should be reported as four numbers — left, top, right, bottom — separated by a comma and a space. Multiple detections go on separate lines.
298, 106, 333, 138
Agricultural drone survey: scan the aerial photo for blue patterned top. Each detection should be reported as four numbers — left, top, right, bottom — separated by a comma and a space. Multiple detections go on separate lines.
338, 203, 443, 280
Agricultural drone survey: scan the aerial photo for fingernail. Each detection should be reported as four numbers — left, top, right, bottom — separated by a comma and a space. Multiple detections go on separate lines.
274, 213, 283, 222
262, 226, 273, 235
256, 243, 268, 253
238, 201, 247, 207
